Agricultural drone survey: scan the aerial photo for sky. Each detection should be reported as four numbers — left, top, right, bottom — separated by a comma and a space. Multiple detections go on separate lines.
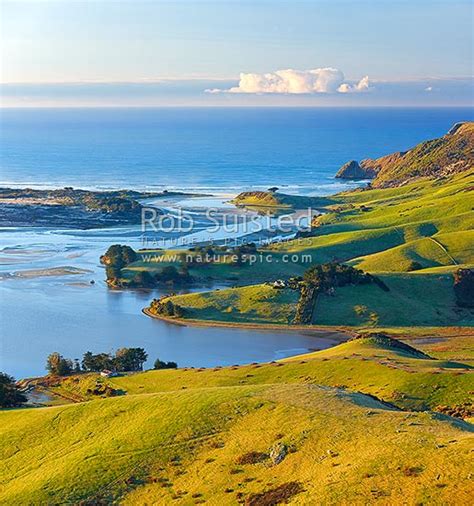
1, 0, 473, 107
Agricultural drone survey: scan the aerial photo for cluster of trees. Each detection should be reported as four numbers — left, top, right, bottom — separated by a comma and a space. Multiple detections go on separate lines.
82, 348, 148, 372
131, 265, 193, 288
0, 373, 27, 408
149, 297, 185, 318
303, 262, 375, 291
155, 265, 193, 284
46, 347, 149, 376
454, 268, 474, 307
100, 244, 138, 280
293, 283, 318, 324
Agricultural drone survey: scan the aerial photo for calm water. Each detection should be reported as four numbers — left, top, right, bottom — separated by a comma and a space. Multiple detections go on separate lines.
1, 107, 472, 191
1, 107, 472, 378
0, 220, 335, 378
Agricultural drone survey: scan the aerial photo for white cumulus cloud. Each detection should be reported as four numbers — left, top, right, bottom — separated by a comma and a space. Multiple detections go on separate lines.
206, 68, 371, 94
338, 75, 371, 93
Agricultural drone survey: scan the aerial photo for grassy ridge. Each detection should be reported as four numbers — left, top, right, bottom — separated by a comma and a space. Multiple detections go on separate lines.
372, 122, 474, 187
1, 337, 473, 504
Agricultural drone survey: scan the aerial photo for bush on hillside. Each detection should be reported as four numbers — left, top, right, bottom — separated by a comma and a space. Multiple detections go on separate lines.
303, 262, 373, 291
294, 262, 387, 324
407, 260, 423, 272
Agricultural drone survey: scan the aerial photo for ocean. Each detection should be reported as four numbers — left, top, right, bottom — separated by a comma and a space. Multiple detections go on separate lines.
0, 107, 472, 378
1, 107, 472, 192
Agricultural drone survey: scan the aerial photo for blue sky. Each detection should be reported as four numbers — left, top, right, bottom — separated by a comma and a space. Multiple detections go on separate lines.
1, 0, 473, 106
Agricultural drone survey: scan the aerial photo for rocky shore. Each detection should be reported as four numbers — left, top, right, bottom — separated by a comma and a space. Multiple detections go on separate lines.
0, 187, 206, 228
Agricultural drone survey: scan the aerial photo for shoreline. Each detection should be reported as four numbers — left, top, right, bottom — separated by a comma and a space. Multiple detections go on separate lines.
142, 307, 352, 340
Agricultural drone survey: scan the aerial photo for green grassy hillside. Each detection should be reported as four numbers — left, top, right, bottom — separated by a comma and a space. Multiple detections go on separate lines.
267, 172, 474, 271
1, 336, 473, 504
164, 284, 299, 324
312, 273, 474, 327
373, 122, 474, 187
158, 272, 473, 328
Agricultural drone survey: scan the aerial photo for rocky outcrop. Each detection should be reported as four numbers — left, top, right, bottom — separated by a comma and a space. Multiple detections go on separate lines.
336, 122, 474, 188
335, 160, 374, 180
336, 152, 407, 181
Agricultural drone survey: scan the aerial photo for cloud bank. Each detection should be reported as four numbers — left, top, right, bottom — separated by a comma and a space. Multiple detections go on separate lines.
206, 68, 371, 94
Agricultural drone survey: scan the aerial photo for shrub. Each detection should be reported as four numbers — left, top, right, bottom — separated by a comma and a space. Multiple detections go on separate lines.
236, 451, 268, 465
245, 482, 304, 506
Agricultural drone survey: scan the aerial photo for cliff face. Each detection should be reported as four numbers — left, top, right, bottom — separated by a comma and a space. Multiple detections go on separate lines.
336, 122, 474, 188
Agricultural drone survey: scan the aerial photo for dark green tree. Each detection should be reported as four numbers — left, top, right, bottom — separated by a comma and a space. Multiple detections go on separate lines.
0, 373, 27, 408
46, 352, 73, 376
153, 358, 178, 370
81, 352, 114, 372
100, 245, 138, 281
114, 348, 148, 372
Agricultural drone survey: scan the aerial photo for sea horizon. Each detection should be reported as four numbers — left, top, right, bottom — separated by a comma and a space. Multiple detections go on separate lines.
1, 106, 472, 192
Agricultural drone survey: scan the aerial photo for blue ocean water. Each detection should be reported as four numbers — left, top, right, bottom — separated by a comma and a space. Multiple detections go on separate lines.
1, 107, 472, 192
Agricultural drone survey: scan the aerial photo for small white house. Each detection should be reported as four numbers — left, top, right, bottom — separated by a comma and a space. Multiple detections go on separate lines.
100, 370, 118, 378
